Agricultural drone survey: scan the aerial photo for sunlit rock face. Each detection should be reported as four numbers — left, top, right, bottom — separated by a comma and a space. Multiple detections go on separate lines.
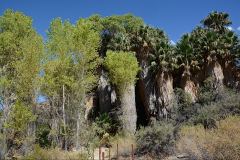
84, 95, 95, 120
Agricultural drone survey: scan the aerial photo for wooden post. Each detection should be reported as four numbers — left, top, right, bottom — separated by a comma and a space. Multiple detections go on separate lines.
99, 147, 101, 160
102, 152, 105, 160
116, 143, 118, 160
131, 144, 134, 160
109, 148, 110, 160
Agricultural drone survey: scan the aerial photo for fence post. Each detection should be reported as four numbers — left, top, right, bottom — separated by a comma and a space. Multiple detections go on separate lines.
99, 146, 101, 160
116, 143, 118, 160
131, 144, 134, 160
102, 152, 105, 160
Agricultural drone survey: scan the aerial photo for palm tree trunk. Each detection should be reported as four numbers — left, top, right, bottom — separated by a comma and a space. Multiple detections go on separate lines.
119, 84, 137, 134
206, 60, 224, 91
156, 71, 174, 119
180, 66, 197, 102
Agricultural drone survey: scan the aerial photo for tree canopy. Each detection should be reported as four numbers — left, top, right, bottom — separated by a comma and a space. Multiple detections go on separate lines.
104, 51, 140, 91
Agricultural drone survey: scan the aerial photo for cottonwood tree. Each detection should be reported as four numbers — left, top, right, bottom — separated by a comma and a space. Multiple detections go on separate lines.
43, 18, 100, 149
0, 9, 43, 157
43, 18, 74, 150
104, 51, 140, 134
72, 18, 101, 149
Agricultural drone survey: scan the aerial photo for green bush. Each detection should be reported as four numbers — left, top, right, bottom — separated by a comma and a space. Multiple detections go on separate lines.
136, 122, 175, 158
36, 124, 51, 148
93, 113, 116, 137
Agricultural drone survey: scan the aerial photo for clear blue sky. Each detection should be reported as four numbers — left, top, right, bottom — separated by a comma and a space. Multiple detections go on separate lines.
1, 0, 240, 42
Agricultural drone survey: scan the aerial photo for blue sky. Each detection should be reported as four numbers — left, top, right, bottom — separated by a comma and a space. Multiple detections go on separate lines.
1, 0, 240, 42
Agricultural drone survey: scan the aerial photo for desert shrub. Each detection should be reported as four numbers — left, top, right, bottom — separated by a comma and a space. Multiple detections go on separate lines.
136, 122, 175, 158
198, 77, 219, 104
173, 88, 196, 123
174, 85, 240, 128
93, 113, 117, 137
177, 116, 240, 160
189, 88, 240, 125
24, 145, 88, 160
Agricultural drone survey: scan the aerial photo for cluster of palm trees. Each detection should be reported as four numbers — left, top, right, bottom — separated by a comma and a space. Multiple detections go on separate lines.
99, 11, 239, 125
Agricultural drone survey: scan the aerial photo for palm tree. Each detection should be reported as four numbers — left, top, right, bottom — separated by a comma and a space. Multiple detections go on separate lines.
127, 25, 168, 120
201, 11, 231, 33
199, 11, 240, 87
132, 25, 177, 119
104, 51, 140, 134
176, 34, 200, 102
190, 24, 238, 89
152, 38, 177, 119
134, 25, 178, 119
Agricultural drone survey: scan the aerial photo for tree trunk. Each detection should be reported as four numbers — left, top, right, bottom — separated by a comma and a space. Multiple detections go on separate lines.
119, 84, 137, 134
156, 71, 174, 119
76, 110, 80, 149
62, 85, 67, 150
76, 92, 86, 150
180, 66, 198, 103
206, 60, 224, 91
1, 92, 14, 158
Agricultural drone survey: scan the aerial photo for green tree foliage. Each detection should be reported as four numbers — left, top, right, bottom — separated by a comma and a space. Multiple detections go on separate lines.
201, 11, 232, 33
42, 17, 101, 149
0, 9, 43, 102
187, 12, 239, 66
176, 34, 200, 71
4, 101, 36, 157
85, 14, 144, 53
73, 18, 101, 92
0, 9, 43, 157
102, 14, 144, 51
43, 18, 74, 97
5, 101, 36, 133
104, 51, 140, 91
133, 25, 177, 74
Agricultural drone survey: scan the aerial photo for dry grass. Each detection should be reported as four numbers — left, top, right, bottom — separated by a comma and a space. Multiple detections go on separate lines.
177, 116, 240, 160
109, 134, 136, 158
23, 145, 88, 160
